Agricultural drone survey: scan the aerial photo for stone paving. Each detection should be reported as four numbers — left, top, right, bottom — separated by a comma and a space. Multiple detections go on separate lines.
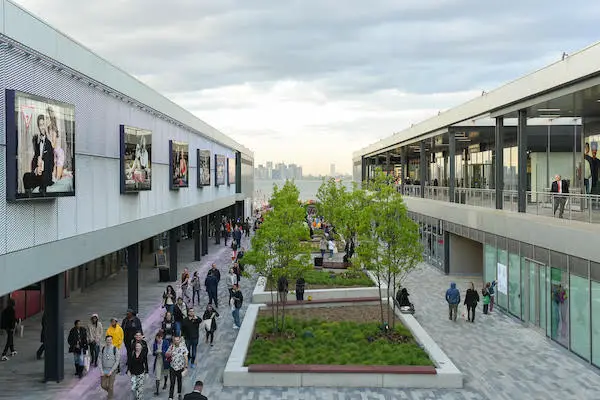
1, 237, 599, 399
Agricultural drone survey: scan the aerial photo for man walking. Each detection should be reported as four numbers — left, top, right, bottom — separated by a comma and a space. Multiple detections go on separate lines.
100, 335, 119, 399
181, 309, 201, 368
445, 282, 460, 321
1, 299, 17, 361
205, 264, 221, 308
122, 309, 143, 357
230, 284, 244, 329
550, 174, 569, 219
183, 380, 208, 400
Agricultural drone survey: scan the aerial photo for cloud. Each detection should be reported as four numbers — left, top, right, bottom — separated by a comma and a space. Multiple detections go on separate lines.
12, 0, 600, 174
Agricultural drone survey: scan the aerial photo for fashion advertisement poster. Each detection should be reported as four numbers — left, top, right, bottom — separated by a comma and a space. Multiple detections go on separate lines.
215, 154, 226, 186
497, 262, 508, 295
120, 125, 152, 193
7, 90, 75, 200
170, 140, 189, 189
197, 149, 211, 187
228, 157, 236, 186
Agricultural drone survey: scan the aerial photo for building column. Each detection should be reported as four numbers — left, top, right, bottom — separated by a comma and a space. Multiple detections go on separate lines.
193, 218, 201, 261
495, 117, 504, 209
443, 231, 450, 275
419, 141, 426, 198
361, 157, 367, 183
201, 215, 209, 255
449, 131, 456, 202
214, 213, 221, 245
168, 228, 178, 281
517, 109, 528, 213
385, 153, 391, 174
44, 273, 65, 383
127, 243, 140, 313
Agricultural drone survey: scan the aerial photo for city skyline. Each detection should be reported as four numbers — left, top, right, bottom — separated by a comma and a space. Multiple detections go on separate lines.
12, 1, 600, 175
255, 161, 349, 180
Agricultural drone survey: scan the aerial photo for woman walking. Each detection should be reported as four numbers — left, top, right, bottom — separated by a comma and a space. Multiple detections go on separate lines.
87, 313, 103, 368
227, 268, 237, 301
191, 272, 202, 306
67, 320, 88, 378
202, 304, 219, 347
161, 311, 176, 343
166, 335, 188, 400
173, 297, 188, 336
464, 282, 480, 323
163, 285, 177, 315
152, 331, 170, 395
319, 236, 327, 258
127, 341, 149, 400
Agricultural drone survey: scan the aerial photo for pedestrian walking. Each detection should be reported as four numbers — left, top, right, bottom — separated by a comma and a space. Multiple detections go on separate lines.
1, 298, 17, 361
464, 282, 480, 323
181, 268, 191, 303
122, 309, 143, 357
230, 284, 244, 329
489, 280, 496, 312
105, 317, 124, 374
127, 341, 149, 400
87, 313, 103, 368
67, 320, 88, 378
183, 380, 208, 400
328, 238, 335, 259
227, 268, 237, 301
173, 298, 188, 337
295, 276, 306, 301
166, 335, 188, 400
445, 282, 461, 321
100, 335, 119, 400
205, 266, 220, 308
152, 331, 170, 395
277, 275, 289, 305
163, 285, 177, 315
181, 309, 201, 368
191, 272, 202, 306
202, 304, 219, 347
162, 311, 176, 343
319, 236, 327, 258
482, 284, 491, 315
36, 312, 46, 360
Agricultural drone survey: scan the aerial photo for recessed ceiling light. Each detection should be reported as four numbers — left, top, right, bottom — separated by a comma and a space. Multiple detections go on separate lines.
538, 108, 561, 112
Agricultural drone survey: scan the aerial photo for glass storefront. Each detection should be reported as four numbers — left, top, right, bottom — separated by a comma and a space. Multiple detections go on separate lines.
592, 279, 600, 367
570, 274, 589, 359
407, 212, 445, 272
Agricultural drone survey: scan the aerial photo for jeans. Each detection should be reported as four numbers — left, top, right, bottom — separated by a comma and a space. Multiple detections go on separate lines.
187, 338, 198, 364
483, 304, 489, 314
174, 322, 182, 336
73, 352, 84, 366
192, 289, 200, 305
448, 304, 458, 321
232, 308, 241, 327
165, 304, 175, 315
2, 329, 15, 356
320, 250, 325, 258
89, 342, 100, 366
208, 290, 218, 307
205, 330, 214, 344
169, 368, 183, 397
467, 304, 476, 322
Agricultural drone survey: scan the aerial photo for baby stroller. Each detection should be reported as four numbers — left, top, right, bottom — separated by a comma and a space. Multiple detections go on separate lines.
395, 287, 415, 315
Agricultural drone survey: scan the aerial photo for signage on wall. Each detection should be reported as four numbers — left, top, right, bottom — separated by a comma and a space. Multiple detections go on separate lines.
497, 262, 508, 295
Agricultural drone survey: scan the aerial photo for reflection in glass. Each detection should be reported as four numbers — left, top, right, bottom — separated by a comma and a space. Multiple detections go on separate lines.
569, 274, 590, 360
591, 281, 600, 367
550, 268, 569, 347
508, 252, 521, 318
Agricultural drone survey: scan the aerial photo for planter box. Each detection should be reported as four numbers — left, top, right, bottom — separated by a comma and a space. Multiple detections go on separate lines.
223, 299, 463, 389
251, 271, 384, 304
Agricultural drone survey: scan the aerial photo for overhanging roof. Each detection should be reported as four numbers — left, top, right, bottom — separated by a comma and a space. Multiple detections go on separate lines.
354, 40, 600, 160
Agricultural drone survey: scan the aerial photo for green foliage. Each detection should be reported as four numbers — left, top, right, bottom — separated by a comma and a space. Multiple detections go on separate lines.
243, 180, 313, 332
245, 316, 433, 366
267, 269, 374, 289
356, 168, 423, 329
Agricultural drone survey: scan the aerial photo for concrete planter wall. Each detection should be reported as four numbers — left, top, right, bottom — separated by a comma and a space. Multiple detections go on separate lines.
251, 271, 386, 304
223, 300, 463, 389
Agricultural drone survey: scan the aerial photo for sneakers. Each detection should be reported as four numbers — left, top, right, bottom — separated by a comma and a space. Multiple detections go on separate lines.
233, 325, 239, 330
10, 351, 17, 357
1, 355, 8, 361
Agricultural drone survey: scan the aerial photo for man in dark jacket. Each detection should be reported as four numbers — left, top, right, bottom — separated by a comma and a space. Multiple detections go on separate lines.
67, 320, 88, 378
122, 309, 143, 356
36, 312, 47, 360
184, 380, 208, 400
231, 284, 244, 329
445, 282, 460, 321
1, 298, 17, 361
182, 308, 201, 368
206, 265, 220, 307
233, 226, 242, 247
277, 275, 289, 304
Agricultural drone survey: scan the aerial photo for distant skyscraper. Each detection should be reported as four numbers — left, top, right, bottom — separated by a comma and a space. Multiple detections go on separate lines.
266, 161, 273, 179
330, 163, 336, 177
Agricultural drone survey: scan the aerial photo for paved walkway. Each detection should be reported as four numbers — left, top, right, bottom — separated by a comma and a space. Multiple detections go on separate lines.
2, 240, 599, 399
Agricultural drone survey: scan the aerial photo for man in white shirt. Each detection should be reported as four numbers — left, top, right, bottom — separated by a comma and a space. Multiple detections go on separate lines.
550, 175, 569, 218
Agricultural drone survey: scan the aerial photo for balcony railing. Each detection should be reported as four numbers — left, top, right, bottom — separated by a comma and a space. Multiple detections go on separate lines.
398, 185, 600, 224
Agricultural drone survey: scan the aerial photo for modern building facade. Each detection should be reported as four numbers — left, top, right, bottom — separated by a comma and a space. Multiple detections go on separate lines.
354, 41, 600, 367
0, 0, 253, 381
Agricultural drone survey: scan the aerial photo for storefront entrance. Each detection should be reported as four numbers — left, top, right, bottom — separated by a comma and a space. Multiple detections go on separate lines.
522, 259, 547, 334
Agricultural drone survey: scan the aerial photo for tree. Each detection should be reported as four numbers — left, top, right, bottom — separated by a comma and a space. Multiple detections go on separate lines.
356, 168, 423, 333
244, 180, 312, 333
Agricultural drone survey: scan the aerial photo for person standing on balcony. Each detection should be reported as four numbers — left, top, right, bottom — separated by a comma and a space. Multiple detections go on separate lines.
550, 174, 569, 219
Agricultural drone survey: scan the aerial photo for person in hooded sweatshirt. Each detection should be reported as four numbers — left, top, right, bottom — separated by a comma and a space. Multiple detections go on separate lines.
445, 282, 461, 321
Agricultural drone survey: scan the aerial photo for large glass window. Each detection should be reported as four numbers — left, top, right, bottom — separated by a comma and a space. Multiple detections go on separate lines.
592, 280, 600, 367
484, 244, 497, 286
550, 267, 569, 347
508, 252, 521, 318
497, 249, 508, 310
569, 274, 590, 360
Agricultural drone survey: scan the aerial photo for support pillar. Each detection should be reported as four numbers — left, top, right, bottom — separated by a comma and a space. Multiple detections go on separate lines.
168, 228, 178, 281
443, 231, 450, 275
419, 141, 426, 198
44, 273, 64, 383
214, 213, 221, 245
127, 243, 140, 313
517, 109, 528, 213
495, 117, 504, 209
193, 218, 201, 261
449, 131, 456, 202
201, 215, 209, 255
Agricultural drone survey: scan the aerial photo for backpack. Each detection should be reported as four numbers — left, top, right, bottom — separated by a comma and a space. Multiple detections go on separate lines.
102, 346, 119, 372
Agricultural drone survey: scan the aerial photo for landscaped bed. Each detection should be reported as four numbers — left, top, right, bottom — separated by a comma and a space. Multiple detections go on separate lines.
266, 269, 375, 290
244, 305, 433, 367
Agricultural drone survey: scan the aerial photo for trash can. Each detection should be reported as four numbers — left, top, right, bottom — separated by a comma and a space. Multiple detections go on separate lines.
158, 267, 170, 282
314, 257, 323, 267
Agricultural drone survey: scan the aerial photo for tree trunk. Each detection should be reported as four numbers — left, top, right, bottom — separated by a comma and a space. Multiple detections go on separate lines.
269, 274, 276, 333
392, 272, 397, 330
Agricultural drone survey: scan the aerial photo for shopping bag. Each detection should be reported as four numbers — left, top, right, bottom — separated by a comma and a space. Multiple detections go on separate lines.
83, 353, 91, 373
461, 305, 468, 321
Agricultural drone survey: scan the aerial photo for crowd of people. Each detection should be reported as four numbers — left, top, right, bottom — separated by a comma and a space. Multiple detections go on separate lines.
445, 280, 496, 322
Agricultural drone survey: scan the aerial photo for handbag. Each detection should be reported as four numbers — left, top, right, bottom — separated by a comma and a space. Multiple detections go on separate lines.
165, 345, 173, 363
83, 353, 91, 373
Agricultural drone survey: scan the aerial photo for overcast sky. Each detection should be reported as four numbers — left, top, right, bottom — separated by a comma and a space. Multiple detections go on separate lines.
13, 0, 600, 175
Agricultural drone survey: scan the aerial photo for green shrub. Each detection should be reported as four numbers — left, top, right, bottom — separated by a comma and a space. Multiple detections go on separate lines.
266, 269, 374, 289
245, 316, 433, 366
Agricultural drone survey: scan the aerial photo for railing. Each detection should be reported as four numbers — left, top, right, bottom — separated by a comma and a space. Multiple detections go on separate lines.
398, 184, 600, 224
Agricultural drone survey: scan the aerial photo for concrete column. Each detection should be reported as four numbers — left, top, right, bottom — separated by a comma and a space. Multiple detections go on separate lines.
44, 273, 65, 383
168, 228, 178, 281
193, 218, 201, 261
443, 231, 450, 275
517, 109, 528, 213
495, 117, 504, 209
419, 141, 426, 198
449, 131, 456, 202
126, 243, 140, 313
214, 213, 221, 245
201, 215, 209, 255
